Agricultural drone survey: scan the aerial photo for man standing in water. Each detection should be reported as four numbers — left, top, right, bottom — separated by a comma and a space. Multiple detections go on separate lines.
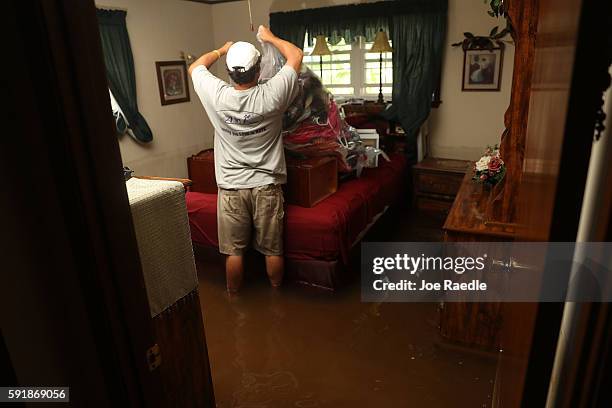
189, 26, 303, 293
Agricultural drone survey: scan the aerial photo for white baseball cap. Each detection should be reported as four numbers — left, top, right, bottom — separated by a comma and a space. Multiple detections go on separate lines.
226, 41, 261, 72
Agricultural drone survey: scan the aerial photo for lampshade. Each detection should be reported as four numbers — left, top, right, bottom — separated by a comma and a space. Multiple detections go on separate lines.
310, 35, 332, 56
370, 30, 393, 53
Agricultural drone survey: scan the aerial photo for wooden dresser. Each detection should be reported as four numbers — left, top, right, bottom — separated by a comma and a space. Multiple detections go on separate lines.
437, 0, 538, 353
440, 172, 516, 352
412, 157, 470, 216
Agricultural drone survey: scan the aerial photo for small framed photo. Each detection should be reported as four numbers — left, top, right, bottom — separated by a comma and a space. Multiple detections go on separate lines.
462, 48, 503, 91
155, 61, 190, 105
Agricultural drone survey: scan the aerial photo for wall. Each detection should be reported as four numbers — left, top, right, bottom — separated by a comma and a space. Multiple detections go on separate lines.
429, 0, 514, 160
210, 0, 513, 161
95, 0, 215, 178
209, 0, 380, 80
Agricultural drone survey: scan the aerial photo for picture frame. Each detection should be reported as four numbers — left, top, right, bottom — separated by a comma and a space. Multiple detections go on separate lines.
155, 60, 190, 105
461, 47, 503, 91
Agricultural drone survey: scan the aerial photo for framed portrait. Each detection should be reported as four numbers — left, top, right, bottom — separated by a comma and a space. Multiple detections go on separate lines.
155, 60, 190, 105
462, 48, 503, 91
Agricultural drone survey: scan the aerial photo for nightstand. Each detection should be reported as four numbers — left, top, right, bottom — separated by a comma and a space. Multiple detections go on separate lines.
412, 157, 471, 216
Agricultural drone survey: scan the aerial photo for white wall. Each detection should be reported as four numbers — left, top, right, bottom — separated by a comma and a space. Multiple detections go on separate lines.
95, 0, 215, 178
210, 0, 513, 161
429, 0, 514, 160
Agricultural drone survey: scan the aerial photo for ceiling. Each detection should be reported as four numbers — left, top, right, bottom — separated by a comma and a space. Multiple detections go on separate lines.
185, 0, 244, 4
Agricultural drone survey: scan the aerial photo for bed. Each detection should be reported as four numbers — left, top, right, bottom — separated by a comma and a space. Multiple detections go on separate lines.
186, 153, 407, 290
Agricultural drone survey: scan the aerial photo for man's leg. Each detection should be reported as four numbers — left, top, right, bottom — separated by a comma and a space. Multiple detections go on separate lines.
226, 255, 244, 293
265, 255, 284, 287
217, 188, 251, 293
253, 184, 285, 288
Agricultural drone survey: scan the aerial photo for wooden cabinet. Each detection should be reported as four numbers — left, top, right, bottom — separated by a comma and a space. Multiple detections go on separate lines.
412, 157, 470, 216
285, 156, 338, 207
441, 172, 521, 353
441, 172, 515, 352
439, 0, 540, 355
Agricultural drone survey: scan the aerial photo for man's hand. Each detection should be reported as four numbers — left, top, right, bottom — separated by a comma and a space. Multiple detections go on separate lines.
257, 26, 303, 73
218, 41, 234, 56
257, 25, 276, 43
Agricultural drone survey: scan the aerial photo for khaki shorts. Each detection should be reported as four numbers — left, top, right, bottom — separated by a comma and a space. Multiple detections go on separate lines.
217, 184, 284, 256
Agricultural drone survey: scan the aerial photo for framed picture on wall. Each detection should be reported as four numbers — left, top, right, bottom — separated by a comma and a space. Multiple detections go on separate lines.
462, 48, 503, 91
155, 60, 190, 105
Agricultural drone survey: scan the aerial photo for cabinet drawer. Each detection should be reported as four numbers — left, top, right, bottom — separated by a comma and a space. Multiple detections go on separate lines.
416, 173, 463, 196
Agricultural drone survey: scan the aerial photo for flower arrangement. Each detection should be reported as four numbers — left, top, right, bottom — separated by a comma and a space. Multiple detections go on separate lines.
473, 145, 506, 187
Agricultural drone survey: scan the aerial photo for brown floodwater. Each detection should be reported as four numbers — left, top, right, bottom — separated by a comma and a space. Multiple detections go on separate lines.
196, 251, 497, 407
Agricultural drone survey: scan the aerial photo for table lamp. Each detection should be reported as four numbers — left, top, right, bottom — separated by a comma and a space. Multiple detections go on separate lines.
310, 35, 332, 80
369, 30, 393, 104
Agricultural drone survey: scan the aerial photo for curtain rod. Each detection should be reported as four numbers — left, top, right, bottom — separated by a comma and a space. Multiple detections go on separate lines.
96, 4, 128, 11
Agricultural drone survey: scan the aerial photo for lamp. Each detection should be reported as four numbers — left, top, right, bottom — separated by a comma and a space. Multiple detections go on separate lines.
369, 30, 393, 104
310, 35, 332, 80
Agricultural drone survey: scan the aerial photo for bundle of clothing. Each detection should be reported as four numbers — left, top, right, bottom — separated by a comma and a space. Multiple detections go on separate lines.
260, 41, 379, 175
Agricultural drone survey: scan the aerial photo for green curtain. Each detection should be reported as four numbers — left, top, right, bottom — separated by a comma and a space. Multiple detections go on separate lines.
305, 16, 388, 46
271, 2, 390, 47
269, 0, 444, 46
382, 1, 447, 162
269, 14, 307, 49
97, 9, 153, 143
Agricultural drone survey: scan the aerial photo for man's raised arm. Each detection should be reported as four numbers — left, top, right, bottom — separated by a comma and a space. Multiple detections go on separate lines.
257, 26, 303, 73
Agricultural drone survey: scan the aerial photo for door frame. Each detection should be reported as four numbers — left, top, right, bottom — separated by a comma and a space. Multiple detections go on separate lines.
3, 0, 164, 406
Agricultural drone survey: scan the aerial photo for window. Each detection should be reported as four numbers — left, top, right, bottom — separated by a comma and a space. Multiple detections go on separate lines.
302, 38, 354, 96
303, 36, 393, 100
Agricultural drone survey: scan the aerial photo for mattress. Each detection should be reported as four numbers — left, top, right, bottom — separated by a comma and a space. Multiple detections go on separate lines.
186, 154, 407, 266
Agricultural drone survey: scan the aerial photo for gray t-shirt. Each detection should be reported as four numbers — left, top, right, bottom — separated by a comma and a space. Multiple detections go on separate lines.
192, 65, 299, 189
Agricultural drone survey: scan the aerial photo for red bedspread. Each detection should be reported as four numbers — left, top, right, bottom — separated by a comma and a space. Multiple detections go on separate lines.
186, 154, 406, 265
